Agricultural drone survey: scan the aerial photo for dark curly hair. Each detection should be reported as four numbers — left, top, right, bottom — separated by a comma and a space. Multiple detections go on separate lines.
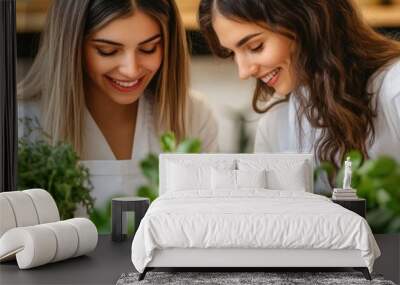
199, 0, 400, 177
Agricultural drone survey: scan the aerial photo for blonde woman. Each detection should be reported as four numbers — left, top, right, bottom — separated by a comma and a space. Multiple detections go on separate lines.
18, 0, 218, 208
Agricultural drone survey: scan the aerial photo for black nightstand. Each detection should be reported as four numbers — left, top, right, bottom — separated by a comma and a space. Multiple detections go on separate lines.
111, 197, 150, 242
332, 198, 366, 218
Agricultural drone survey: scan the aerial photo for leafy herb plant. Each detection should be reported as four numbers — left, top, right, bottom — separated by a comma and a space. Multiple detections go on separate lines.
315, 150, 400, 233
17, 118, 94, 219
89, 132, 202, 233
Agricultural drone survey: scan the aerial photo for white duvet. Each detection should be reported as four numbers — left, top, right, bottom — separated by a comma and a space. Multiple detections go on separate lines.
131, 190, 380, 273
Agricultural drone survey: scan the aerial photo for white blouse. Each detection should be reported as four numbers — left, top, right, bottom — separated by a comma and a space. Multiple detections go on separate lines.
18, 92, 218, 208
255, 59, 400, 171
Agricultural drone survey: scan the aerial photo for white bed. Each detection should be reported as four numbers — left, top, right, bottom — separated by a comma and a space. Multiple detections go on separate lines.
131, 154, 380, 280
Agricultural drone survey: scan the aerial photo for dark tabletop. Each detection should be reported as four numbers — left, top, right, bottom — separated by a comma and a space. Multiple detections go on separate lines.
0, 235, 134, 285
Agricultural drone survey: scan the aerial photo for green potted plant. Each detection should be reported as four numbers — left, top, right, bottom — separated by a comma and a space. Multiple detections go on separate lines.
87, 132, 202, 233
315, 150, 400, 233
17, 118, 94, 219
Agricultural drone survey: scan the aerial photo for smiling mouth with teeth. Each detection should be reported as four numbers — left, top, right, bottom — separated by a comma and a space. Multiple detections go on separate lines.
107, 76, 143, 92
112, 79, 139, 87
261, 67, 281, 86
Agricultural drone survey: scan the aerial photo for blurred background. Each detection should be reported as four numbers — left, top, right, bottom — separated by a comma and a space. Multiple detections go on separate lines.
16, 0, 400, 153
14, 7, 400, 279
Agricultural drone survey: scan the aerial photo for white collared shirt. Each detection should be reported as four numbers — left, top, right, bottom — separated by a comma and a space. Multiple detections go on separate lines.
18, 91, 218, 208
255, 58, 400, 189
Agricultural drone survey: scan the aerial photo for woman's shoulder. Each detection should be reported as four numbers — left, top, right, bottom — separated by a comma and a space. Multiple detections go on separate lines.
381, 57, 400, 84
187, 90, 213, 112
187, 90, 216, 122
257, 95, 290, 128
373, 58, 400, 101
254, 96, 290, 153
186, 90, 218, 152
186, 90, 217, 125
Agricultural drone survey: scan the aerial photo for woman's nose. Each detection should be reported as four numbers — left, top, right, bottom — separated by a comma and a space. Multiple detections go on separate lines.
237, 56, 258, 80
119, 53, 141, 78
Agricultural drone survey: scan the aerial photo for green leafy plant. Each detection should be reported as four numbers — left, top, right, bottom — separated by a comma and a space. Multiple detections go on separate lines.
137, 132, 202, 201
315, 150, 400, 233
17, 118, 94, 219
89, 132, 202, 233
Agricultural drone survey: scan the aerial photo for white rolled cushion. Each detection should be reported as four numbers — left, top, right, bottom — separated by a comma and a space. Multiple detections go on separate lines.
0, 196, 17, 237
23, 189, 60, 223
42, 221, 79, 262
0, 226, 57, 269
0, 218, 97, 269
167, 162, 211, 191
0, 191, 39, 227
64, 218, 98, 257
236, 169, 267, 189
211, 168, 236, 190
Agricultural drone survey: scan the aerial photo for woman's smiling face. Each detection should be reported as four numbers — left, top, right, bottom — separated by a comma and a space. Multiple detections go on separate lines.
212, 13, 297, 96
84, 10, 163, 105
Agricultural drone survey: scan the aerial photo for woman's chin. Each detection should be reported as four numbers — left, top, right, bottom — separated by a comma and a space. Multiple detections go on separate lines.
273, 82, 295, 96
109, 92, 142, 105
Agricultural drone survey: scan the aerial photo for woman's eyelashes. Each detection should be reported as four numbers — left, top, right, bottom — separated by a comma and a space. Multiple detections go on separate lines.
139, 44, 158, 54
249, 42, 264, 53
222, 42, 264, 60
139, 41, 161, 54
95, 42, 160, 57
97, 48, 118, 56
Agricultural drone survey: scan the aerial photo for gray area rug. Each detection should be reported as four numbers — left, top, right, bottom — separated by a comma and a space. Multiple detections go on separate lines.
116, 271, 396, 285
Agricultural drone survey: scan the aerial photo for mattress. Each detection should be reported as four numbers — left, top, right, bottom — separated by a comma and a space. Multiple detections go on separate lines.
131, 190, 380, 273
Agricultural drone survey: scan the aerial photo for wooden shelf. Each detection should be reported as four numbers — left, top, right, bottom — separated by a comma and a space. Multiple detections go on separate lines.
16, 0, 50, 33
16, 0, 400, 33
361, 4, 400, 27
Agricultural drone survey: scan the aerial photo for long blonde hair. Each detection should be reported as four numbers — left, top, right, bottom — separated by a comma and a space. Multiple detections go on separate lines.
18, 0, 189, 155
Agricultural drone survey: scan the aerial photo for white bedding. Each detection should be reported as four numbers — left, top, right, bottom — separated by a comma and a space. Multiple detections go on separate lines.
131, 190, 380, 273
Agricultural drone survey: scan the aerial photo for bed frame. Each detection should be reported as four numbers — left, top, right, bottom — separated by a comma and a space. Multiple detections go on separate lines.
140, 248, 371, 280
138, 154, 372, 281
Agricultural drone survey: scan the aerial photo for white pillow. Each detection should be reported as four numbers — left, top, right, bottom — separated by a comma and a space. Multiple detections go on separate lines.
211, 169, 267, 190
267, 165, 307, 191
211, 168, 236, 190
167, 162, 211, 191
236, 169, 267, 189
237, 159, 309, 191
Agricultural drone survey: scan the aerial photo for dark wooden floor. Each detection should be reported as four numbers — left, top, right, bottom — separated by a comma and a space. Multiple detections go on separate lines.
1, 234, 398, 285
